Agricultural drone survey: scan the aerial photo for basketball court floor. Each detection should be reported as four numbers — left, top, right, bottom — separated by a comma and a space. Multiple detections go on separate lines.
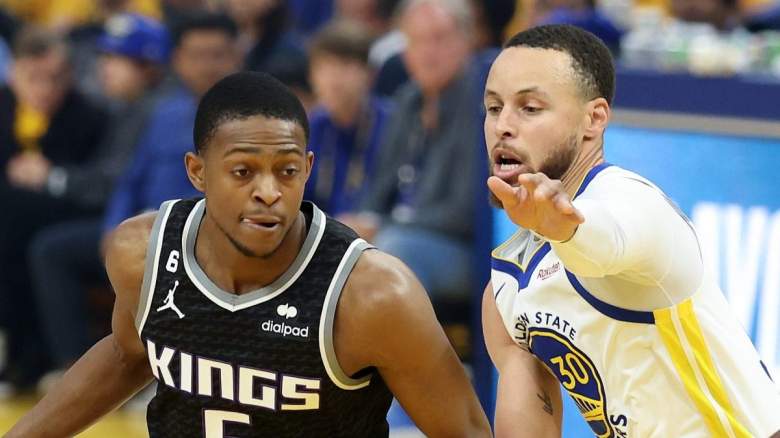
0, 395, 424, 437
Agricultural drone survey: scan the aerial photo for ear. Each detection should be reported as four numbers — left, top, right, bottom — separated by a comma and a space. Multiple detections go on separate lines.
185, 151, 206, 193
304, 150, 314, 182
583, 97, 610, 142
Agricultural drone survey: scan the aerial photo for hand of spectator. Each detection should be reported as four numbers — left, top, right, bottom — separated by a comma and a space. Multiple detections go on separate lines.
6, 152, 52, 191
337, 212, 380, 242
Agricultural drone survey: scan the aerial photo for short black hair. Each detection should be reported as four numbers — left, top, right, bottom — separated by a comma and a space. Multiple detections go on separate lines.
505, 24, 615, 104
172, 12, 237, 48
193, 71, 310, 153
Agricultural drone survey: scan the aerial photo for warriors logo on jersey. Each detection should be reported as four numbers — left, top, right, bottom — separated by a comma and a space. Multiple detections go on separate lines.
530, 328, 614, 437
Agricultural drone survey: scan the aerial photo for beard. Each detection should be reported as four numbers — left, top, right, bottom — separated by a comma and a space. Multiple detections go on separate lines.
488, 133, 579, 209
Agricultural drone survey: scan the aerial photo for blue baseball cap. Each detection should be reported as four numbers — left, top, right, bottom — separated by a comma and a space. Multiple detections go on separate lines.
98, 14, 171, 64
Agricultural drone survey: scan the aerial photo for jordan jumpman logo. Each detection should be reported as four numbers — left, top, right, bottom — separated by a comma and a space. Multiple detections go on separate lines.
157, 280, 184, 319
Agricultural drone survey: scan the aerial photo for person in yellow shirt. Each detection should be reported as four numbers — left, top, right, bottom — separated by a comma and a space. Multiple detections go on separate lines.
1, 0, 160, 31
0, 26, 108, 392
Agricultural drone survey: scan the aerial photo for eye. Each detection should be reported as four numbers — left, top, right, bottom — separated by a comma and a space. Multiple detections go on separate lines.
282, 167, 299, 177
486, 105, 502, 116
232, 167, 251, 178
523, 106, 541, 114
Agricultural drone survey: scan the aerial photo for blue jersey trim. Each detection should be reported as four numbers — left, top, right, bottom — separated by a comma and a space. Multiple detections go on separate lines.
565, 270, 656, 324
574, 162, 613, 198
491, 243, 551, 291
760, 360, 774, 382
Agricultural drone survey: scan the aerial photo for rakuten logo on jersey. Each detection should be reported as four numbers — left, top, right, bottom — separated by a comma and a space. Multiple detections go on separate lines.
261, 303, 310, 339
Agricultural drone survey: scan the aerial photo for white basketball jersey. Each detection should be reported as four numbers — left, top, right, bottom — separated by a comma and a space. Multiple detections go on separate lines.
492, 164, 780, 438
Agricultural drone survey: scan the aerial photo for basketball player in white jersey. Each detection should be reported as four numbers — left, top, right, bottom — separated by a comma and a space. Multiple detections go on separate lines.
482, 24, 780, 438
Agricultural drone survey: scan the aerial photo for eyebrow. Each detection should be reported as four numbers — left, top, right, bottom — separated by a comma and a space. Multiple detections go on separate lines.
484, 87, 550, 99
223, 145, 304, 158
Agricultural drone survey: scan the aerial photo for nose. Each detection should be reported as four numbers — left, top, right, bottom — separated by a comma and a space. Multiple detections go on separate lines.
494, 107, 518, 140
251, 174, 281, 206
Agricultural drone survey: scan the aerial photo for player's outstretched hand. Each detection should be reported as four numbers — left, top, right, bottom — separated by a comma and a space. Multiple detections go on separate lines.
488, 173, 584, 242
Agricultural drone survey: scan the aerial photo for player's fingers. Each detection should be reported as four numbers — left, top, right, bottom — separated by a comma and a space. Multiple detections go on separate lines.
555, 196, 585, 224
487, 176, 521, 207
516, 172, 544, 194
534, 182, 559, 203
552, 192, 574, 213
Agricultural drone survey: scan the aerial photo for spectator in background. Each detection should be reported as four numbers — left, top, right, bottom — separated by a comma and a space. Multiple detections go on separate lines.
161, 0, 217, 31
288, 0, 335, 37
305, 20, 393, 216
0, 8, 19, 83
670, 0, 741, 31
745, 2, 780, 32
1, 0, 160, 32
535, 0, 623, 53
102, 12, 240, 233
66, 0, 164, 98
341, 0, 481, 301
336, 0, 404, 56
0, 27, 108, 390
372, 0, 513, 98
224, 0, 307, 78
471, 0, 516, 49
26, 14, 169, 391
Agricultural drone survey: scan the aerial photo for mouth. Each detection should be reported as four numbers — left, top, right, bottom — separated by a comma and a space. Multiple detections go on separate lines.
240, 215, 282, 232
492, 148, 531, 183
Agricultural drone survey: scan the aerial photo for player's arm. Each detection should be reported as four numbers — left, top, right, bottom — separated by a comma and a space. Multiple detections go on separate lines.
5, 214, 156, 438
483, 283, 562, 438
336, 251, 492, 438
489, 173, 700, 282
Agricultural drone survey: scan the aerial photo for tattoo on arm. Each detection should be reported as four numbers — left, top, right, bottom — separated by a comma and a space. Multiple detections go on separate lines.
537, 391, 553, 416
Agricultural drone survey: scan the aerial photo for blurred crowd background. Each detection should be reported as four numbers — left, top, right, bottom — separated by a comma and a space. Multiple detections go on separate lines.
0, 0, 779, 411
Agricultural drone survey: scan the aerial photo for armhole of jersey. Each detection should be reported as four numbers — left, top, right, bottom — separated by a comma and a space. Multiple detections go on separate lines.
319, 238, 373, 390
135, 200, 179, 335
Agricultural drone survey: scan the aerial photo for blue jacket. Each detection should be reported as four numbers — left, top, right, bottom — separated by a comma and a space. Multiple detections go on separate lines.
304, 97, 393, 216
102, 82, 200, 232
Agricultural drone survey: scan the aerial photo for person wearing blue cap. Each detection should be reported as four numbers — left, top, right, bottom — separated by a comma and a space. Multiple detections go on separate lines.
98, 12, 170, 65
19, 13, 170, 395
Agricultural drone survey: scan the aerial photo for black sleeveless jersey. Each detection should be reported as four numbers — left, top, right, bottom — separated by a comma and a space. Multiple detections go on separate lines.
134, 198, 393, 437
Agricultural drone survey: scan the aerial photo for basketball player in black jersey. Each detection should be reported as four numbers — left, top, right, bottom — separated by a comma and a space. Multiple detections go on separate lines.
7, 72, 491, 437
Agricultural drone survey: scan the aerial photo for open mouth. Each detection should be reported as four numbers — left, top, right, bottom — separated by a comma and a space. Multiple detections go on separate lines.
496, 153, 522, 171
492, 149, 530, 182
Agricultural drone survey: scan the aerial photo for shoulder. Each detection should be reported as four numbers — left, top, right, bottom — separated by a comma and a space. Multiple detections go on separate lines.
336, 248, 441, 366
341, 249, 424, 321
370, 96, 394, 118
578, 166, 666, 202
151, 86, 196, 117
104, 211, 158, 307
392, 82, 422, 108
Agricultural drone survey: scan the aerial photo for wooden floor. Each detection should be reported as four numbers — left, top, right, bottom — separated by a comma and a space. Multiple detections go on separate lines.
0, 396, 148, 437
0, 396, 424, 437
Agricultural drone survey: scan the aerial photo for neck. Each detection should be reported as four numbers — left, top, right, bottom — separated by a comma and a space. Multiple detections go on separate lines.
331, 98, 363, 128
560, 140, 605, 198
421, 96, 439, 131
195, 210, 306, 295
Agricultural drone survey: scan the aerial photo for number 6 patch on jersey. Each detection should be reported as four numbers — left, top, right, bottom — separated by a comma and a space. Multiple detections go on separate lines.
529, 328, 615, 438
